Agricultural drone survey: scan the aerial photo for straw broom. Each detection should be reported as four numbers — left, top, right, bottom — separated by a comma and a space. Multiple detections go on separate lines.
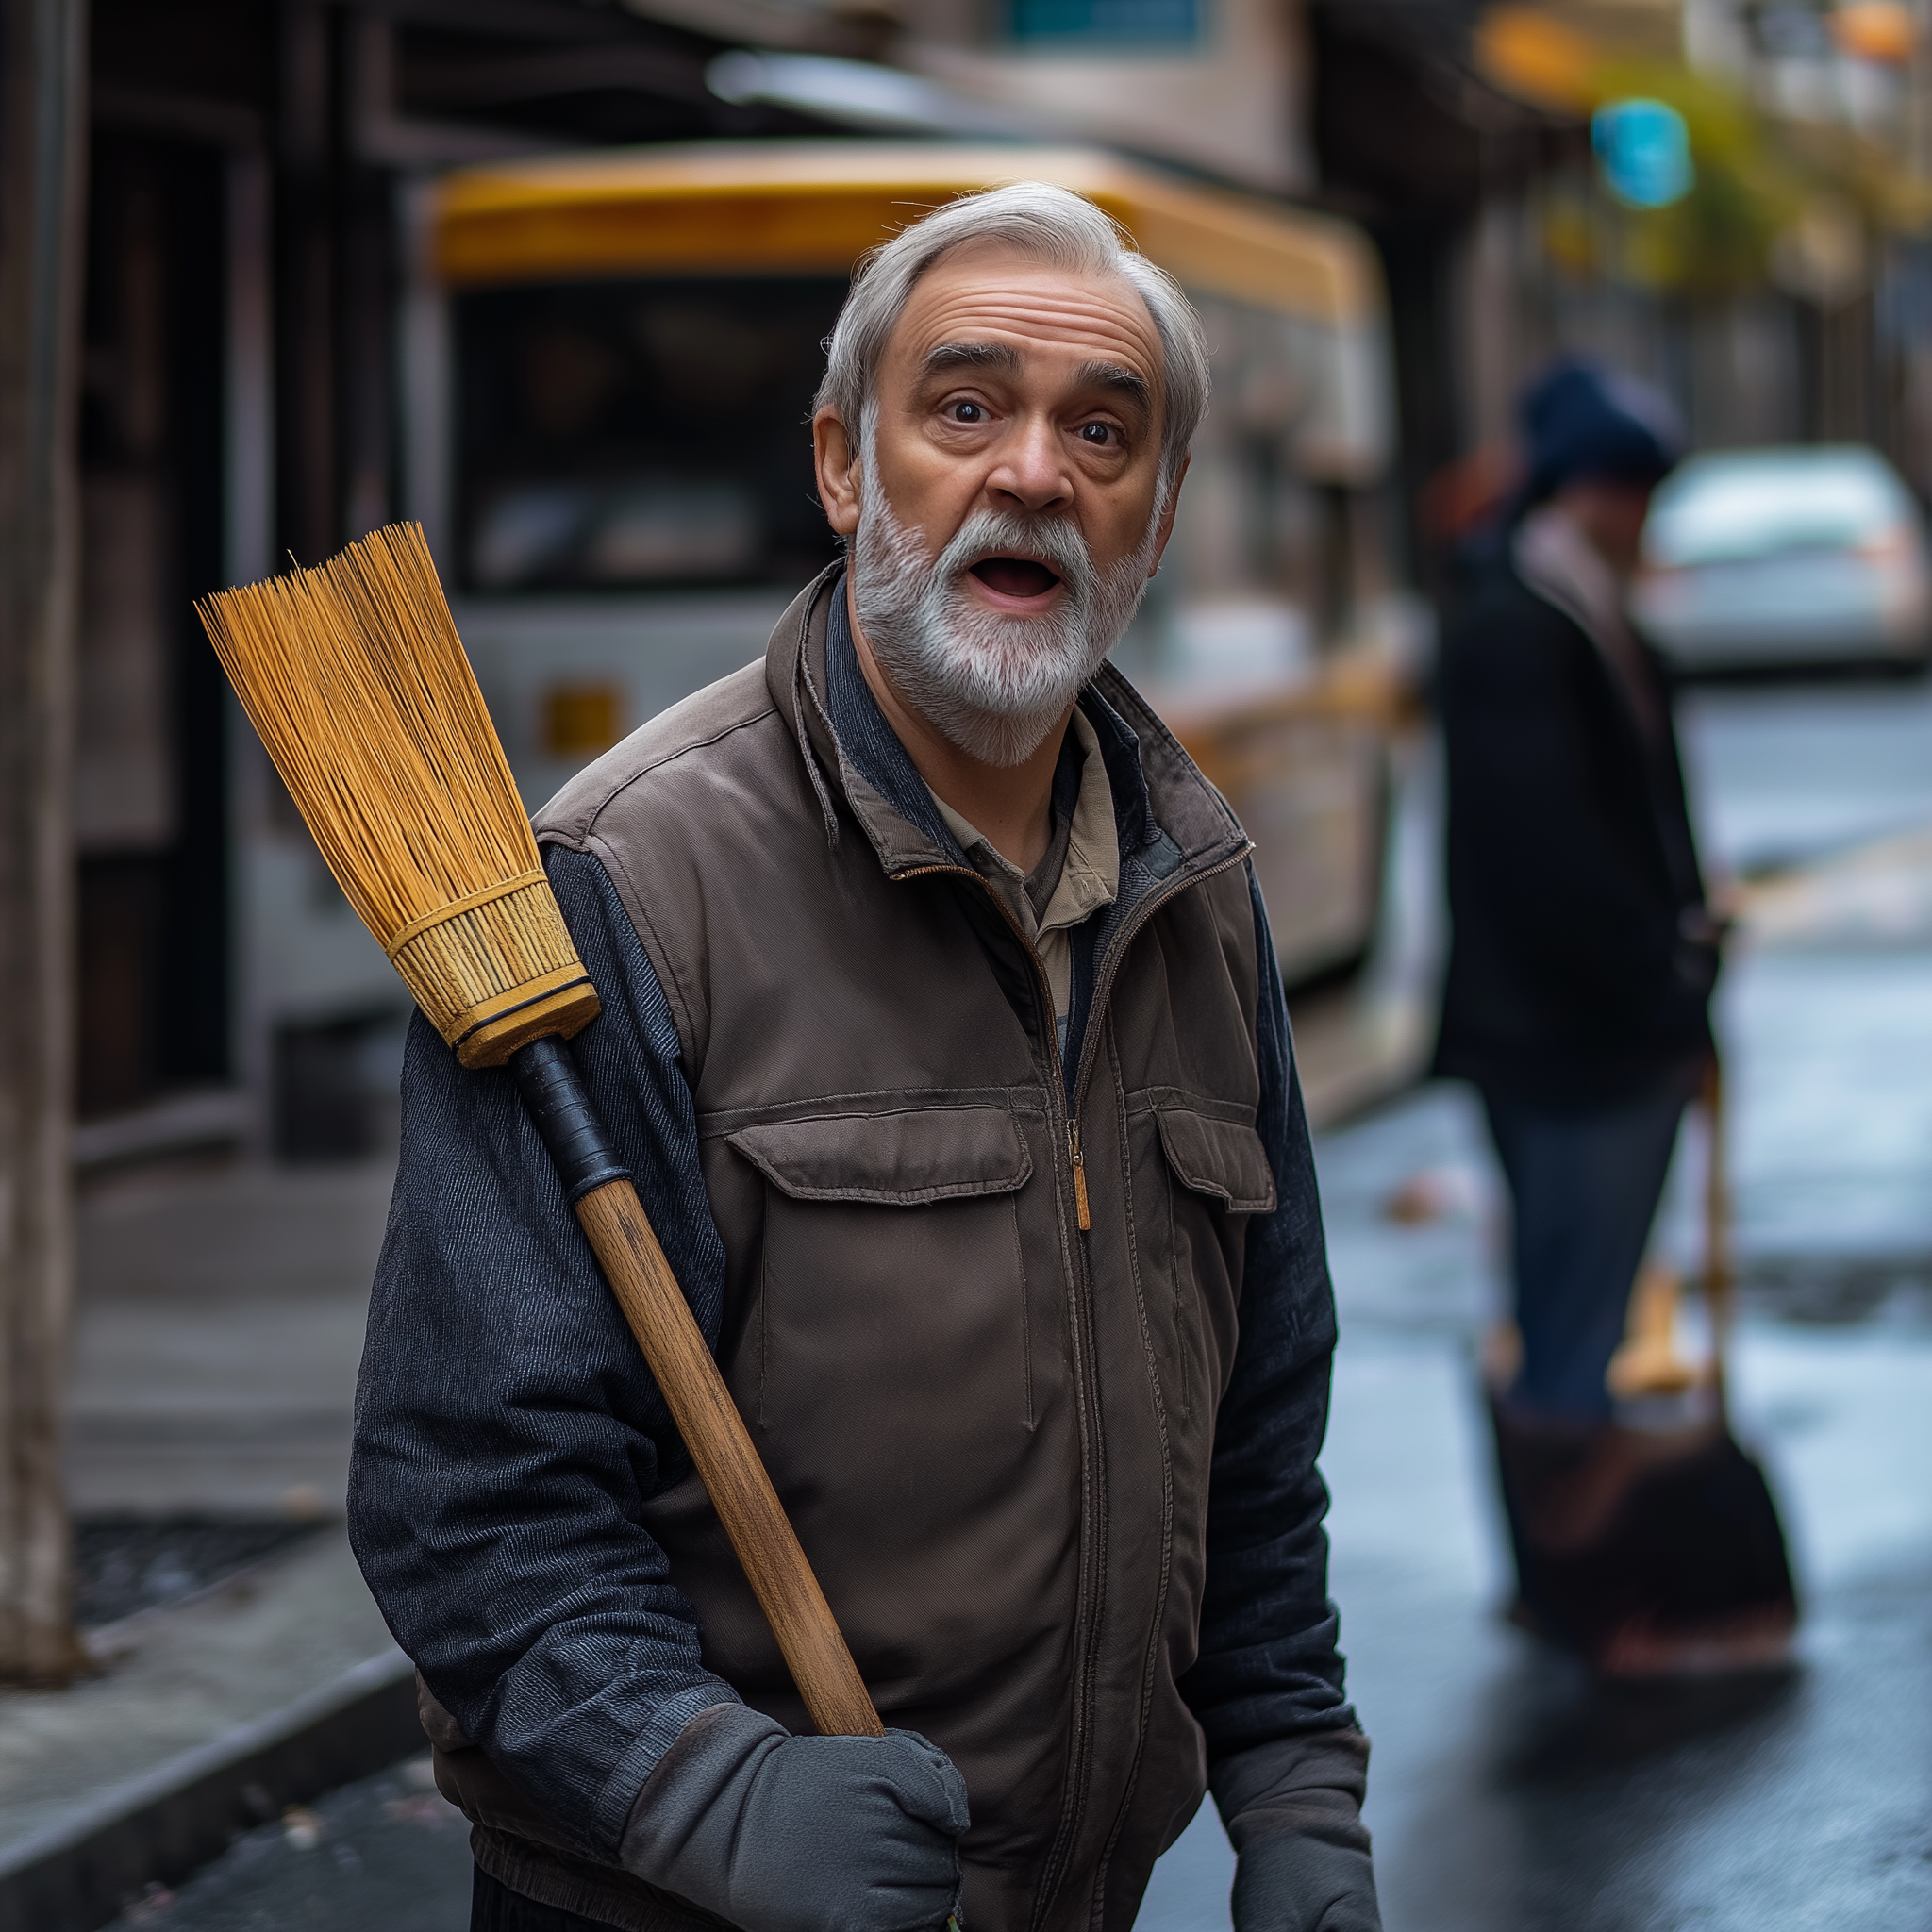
198, 523, 882, 1741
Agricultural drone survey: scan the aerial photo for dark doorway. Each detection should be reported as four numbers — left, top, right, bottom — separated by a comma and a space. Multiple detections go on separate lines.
76, 135, 230, 1119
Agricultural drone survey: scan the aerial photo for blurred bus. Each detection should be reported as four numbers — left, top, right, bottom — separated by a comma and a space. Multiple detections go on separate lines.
259, 141, 1412, 1080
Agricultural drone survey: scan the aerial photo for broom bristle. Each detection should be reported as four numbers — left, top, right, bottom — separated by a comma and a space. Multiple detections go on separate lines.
198, 523, 600, 1066
200, 523, 532, 939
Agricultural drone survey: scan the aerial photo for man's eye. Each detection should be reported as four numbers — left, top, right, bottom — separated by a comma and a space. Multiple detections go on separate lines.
949, 401, 985, 423
1079, 423, 1115, 445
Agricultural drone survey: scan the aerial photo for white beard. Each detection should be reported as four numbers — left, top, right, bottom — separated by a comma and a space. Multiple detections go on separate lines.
850, 480, 1159, 768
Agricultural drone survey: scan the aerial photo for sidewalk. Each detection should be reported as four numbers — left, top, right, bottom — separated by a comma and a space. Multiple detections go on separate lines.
0, 1157, 407, 1927
0, 1528, 417, 1928
68, 1156, 394, 1518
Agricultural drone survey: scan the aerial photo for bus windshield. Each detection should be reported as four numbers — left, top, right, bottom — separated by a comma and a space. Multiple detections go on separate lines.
456, 275, 848, 593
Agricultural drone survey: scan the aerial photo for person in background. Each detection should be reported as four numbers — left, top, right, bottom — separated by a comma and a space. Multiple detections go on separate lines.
1433, 360, 1792, 1676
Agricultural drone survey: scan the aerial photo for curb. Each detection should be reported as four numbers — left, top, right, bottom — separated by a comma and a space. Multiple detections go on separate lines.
0, 1646, 423, 1932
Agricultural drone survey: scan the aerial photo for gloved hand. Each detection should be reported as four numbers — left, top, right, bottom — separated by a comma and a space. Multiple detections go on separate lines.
1210, 1728, 1382, 1932
621, 1702, 969, 1932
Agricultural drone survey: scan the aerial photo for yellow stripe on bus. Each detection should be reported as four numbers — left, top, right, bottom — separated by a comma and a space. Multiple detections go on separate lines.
432, 141, 1382, 329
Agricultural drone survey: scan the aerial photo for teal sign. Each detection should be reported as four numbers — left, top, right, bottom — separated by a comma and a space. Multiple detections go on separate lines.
1592, 99, 1694, 208
1010, 0, 1199, 43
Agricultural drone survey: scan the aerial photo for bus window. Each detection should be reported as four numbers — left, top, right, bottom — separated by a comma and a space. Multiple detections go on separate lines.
455, 275, 849, 593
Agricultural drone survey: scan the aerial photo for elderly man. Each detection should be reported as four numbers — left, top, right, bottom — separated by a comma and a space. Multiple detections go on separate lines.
350, 183, 1378, 1932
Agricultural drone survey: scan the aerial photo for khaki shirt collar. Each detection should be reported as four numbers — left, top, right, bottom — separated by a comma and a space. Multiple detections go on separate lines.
929, 705, 1120, 945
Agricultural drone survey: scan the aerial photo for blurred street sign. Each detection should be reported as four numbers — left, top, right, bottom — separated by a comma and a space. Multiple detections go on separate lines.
1592, 97, 1695, 208
1008, 0, 1199, 44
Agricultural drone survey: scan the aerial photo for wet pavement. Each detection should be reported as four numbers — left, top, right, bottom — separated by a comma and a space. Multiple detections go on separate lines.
102, 1755, 473, 1932
99, 676, 1932, 1931
1257, 1091, 1932, 1932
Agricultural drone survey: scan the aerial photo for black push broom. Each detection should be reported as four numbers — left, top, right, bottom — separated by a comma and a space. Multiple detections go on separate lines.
198, 522, 882, 1740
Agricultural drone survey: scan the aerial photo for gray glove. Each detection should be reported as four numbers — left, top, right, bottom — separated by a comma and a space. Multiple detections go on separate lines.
621, 1702, 969, 1932
1210, 1728, 1382, 1932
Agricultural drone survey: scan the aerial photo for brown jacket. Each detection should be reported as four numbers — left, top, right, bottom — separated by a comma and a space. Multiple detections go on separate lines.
410, 569, 1341, 1932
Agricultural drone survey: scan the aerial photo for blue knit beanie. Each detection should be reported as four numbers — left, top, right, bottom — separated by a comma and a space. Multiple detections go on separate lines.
1522, 359, 1683, 504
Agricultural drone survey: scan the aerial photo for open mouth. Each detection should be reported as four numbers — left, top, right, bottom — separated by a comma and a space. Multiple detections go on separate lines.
969, 556, 1063, 600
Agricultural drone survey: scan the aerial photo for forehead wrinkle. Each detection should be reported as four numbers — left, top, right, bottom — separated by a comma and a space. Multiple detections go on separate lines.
910, 301, 1158, 364
893, 272, 1163, 383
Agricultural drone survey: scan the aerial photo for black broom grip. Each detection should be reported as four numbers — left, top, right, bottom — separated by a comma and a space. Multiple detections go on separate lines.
510, 1035, 633, 1202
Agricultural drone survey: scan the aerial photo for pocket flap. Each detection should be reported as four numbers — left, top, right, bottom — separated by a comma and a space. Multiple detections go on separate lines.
726, 1106, 1032, 1206
1154, 1105, 1277, 1214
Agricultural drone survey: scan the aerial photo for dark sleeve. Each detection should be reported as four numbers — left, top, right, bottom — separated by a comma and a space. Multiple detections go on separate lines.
1440, 592, 1682, 1010
1179, 867, 1357, 1758
347, 844, 737, 1862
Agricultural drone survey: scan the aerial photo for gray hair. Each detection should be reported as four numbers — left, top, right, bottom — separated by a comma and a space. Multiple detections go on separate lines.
815, 181, 1211, 491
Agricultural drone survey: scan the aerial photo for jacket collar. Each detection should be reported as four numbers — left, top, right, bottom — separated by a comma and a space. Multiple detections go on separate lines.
1512, 505, 1666, 743
762, 562, 1245, 889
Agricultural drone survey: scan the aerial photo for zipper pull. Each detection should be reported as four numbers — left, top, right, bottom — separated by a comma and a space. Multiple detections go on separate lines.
1068, 1121, 1091, 1232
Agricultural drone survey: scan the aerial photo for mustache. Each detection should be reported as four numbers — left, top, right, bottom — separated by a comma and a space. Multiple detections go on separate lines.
928, 509, 1098, 601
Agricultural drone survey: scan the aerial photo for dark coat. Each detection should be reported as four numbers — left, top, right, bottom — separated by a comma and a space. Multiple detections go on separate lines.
1433, 558, 1717, 1105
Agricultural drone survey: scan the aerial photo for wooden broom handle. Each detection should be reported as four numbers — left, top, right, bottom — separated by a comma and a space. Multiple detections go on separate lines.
513, 1039, 883, 1740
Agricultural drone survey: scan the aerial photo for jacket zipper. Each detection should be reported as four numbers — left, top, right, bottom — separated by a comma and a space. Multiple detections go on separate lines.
1032, 841, 1252, 1930
895, 839, 1250, 1931
891, 860, 1101, 1929
892, 862, 1085, 1208
895, 839, 1251, 1210
1067, 1121, 1091, 1231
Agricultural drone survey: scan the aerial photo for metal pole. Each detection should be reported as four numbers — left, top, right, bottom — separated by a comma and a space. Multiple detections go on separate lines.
0, 0, 88, 1683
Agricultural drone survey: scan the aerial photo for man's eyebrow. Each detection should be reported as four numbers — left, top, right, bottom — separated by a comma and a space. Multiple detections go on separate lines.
916, 342, 1154, 415
1076, 361, 1153, 414
920, 341, 1022, 377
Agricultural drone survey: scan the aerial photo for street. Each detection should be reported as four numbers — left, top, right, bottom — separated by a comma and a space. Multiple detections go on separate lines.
105, 674, 1932, 1931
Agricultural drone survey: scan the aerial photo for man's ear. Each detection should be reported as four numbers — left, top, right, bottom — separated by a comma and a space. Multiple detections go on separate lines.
814, 408, 862, 539
1146, 452, 1190, 576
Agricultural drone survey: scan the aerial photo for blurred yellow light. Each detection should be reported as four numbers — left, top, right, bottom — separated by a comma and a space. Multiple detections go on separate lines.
1832, 2, 1915, 63
1474, 8, 1599, 113
541, 682, 623, 759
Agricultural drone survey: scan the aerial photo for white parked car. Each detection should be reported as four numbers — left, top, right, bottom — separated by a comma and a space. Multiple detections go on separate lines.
1633, 446, 1932, 672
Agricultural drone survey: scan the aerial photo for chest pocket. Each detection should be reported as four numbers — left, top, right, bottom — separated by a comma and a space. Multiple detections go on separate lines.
1129, 1095, 1275, 1425
1152, 1103, 1276, 1215
728, 1105, 1031, 1205
724, 1104, 1041, 1465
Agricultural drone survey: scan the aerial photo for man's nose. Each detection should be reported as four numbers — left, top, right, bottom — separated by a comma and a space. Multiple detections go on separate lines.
986, 415, 1073, 514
